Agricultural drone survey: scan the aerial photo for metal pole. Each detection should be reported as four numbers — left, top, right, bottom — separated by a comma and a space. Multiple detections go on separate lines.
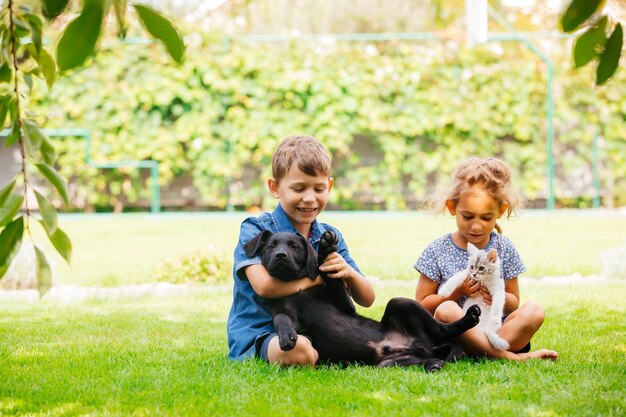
487, 7, 556, 210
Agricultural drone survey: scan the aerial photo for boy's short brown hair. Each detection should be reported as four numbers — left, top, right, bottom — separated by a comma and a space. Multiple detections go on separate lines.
272, 135, 332, 182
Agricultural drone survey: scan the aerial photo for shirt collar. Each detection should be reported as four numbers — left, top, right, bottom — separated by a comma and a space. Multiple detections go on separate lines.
271, 203, 324, 242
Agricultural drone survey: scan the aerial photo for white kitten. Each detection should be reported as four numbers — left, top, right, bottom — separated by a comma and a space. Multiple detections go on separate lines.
438, 243, 509, 350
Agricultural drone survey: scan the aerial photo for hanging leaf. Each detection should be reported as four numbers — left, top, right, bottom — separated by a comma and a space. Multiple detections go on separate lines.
0, 194, 23, 228
22, 119, 42, 158
0, 100, 8, 128
42, 0, 71, 20
0, 63, 12, 83
596, 23, 623, 86
34, 189, 58, 235
24, 119, 46, 154
40, 134, 58, 165
56, 0, 105, 72
133, 4, 185, 64
561, 0, 604, 33
35, 48, 57, 88
34, 245, 52, 297
0, 216, 24, 279
35, 162, 70, 205
5, 117, 20, 147
113, 0, 128, 39
48, 225, 72, 264
573, 16, 607, 68
0, 177, 17, 208
6, 95, 16, 121
26, 13, 43, 55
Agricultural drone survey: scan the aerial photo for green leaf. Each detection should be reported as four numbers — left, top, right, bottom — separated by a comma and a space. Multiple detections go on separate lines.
34, 245, 52, 297
35, 48, 57, 88
0, 216, 23, 279
0, 178, 17, 208
0, 102, 8, 128
48, 225, 71, 264
42, 0, 70, 20
27, 13, 43, 55
35, 163, 70, 206
23, 73, 33, 92
573, 16, 607, 68
40, 134, 57, 165
12, 16, 30, 32
561, 0, 604, 33
113, 0, 128, 38
133, 4, 185, 64
56, 0, 105, 72
0, 194, 23, 228
597, 23, 623, 86
34, 189, 58, 235
6, 95, 16, 120
0, 101, 8, 128
5, 117, 20, 147
24, 119, 46, 157
0, 63, 12, 83
22, 119, 42, 158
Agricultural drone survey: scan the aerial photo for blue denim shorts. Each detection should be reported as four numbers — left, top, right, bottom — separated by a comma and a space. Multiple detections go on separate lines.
257, 332, 277, 362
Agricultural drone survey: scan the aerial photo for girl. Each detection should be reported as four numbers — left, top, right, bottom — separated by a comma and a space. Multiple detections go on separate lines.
414, 157, 558, 360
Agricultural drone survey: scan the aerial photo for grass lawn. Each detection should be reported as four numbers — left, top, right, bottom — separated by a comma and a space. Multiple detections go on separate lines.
42, 210, 626, 286
1, 211, 625, 416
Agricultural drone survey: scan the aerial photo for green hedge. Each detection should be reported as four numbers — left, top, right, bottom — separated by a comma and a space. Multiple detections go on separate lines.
31, 33, 626, 210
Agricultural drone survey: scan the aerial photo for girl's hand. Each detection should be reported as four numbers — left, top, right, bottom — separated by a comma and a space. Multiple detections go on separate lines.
319, 252, 356, 281
461, 277, 481, 298
479, 284, 492, 305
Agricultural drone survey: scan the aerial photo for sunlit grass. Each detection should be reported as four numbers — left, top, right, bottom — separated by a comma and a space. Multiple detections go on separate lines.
3, 210, 624, 416
1, 280, 624, 416
37, 210, 626, 286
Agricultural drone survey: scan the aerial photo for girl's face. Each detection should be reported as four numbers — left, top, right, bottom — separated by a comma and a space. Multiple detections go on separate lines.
268, 165, 334, 236
447, 185, 507, 249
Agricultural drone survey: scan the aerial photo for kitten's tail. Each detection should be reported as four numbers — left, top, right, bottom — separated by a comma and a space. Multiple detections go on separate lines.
485, 332, 510, 350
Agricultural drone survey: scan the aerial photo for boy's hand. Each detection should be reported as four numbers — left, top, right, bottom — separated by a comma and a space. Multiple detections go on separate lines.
319, 252, 356, 281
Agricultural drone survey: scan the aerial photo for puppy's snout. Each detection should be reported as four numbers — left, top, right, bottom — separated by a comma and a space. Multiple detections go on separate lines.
274, 251, 288, 259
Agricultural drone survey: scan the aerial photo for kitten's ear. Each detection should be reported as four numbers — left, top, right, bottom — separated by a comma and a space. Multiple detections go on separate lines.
467, 242, 478, 255
487, 249, 498, 263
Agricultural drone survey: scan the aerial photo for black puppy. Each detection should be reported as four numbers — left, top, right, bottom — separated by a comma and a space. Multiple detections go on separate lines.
244, 230, 481, 372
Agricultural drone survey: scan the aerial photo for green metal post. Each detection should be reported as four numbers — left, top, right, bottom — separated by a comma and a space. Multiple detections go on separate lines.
150, 161, 160, 213
43, 129, 161, 213
487, 6, 556, 210
546, 62, 555, 210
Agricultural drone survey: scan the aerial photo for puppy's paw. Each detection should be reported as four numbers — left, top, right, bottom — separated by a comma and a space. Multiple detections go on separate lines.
424, 358, 445, 373
279, 332, 298, 351
319, 230, 338, 260
465, 304, 481, 325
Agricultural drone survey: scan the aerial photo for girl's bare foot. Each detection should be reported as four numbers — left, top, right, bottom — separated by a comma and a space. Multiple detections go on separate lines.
517, 349, 559, 360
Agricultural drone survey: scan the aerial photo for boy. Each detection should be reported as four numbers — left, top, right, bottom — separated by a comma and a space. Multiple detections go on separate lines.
227, 135, 375, 366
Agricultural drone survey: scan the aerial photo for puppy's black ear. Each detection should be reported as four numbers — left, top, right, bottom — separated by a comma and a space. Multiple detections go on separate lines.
302, 236, 319, 279
243, 231, 272, 257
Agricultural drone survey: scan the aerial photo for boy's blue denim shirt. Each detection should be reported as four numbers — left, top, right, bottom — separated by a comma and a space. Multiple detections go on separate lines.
227, 203, 361, 360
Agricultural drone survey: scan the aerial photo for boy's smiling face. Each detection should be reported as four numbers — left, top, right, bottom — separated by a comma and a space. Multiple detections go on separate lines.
268, 165, 334, 236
